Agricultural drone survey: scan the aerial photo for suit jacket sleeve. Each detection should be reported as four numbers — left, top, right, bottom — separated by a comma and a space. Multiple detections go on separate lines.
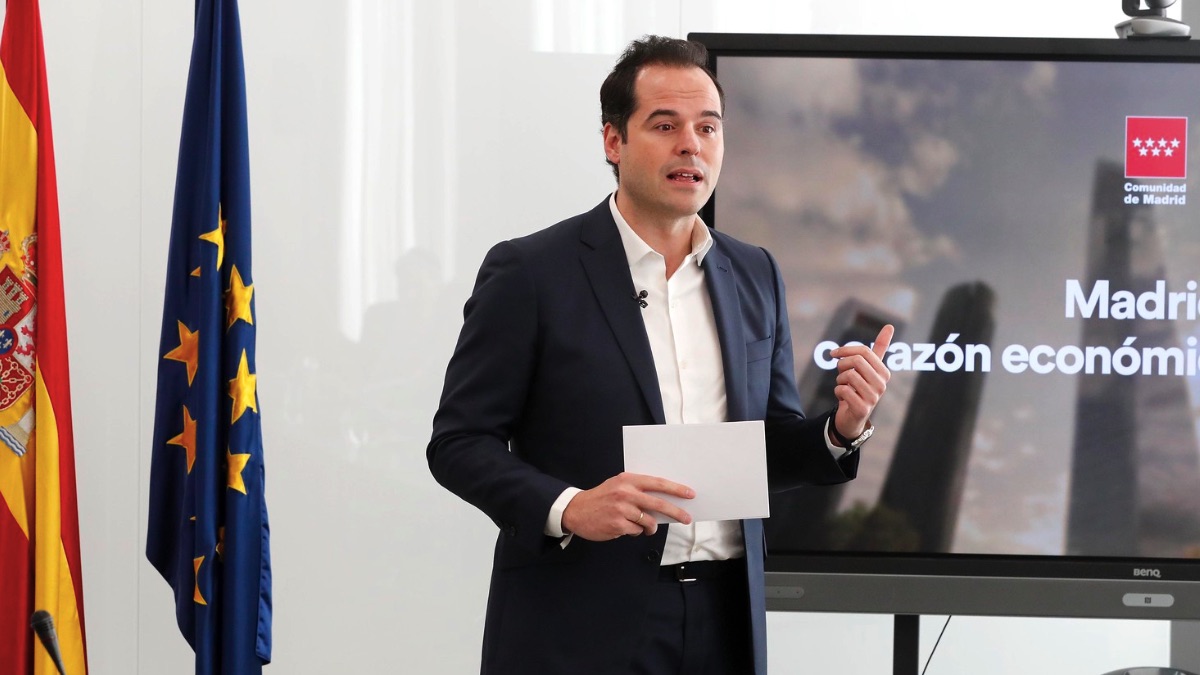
757, 246, 860, 491
427, 240, 570, 552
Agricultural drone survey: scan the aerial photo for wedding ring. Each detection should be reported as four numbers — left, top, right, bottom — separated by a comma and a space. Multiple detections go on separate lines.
635, 511, 644, 524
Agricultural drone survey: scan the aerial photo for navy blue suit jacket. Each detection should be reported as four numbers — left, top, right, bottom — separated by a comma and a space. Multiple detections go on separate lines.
428, 199, 858, 674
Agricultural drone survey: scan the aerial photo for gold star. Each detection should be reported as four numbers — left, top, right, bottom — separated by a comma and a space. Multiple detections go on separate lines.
167, 406, 198, 473
199, 206, 227, 271
163, 321, 200, 386
228, 349, 258, 424
216, 526, 226, 561
227, 447, 251, 495
193, 556, 207, 605
225, 265, 254, 330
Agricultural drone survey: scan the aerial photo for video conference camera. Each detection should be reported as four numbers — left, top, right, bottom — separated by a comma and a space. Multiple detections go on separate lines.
1116, 0, 1191, 38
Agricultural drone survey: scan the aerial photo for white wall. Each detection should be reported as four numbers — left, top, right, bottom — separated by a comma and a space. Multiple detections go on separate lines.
24, 0, 1184, 672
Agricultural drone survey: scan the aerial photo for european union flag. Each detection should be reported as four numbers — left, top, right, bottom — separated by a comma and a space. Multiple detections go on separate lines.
146, 0, 272, 672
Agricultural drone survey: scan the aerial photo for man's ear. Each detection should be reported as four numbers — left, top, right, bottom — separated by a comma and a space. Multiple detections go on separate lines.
602, 123, 622, 166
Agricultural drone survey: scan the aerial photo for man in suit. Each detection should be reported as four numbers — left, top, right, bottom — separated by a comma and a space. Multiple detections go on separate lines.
428, 35, 892, 674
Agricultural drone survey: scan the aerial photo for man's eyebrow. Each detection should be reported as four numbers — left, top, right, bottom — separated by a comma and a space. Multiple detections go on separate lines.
644, 108, 724, 121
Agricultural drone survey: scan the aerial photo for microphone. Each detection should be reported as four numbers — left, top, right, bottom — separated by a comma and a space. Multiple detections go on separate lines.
632, 289, 648, 308
30, 610, 68, 675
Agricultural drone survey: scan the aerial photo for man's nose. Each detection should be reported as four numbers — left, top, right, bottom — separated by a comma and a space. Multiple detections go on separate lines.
676, 128, 700, 156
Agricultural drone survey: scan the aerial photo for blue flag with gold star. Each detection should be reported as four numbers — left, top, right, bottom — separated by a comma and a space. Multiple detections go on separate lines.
146, 0, 272, 672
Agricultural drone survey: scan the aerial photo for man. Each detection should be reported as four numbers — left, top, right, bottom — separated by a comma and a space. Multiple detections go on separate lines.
428, 35, 892, 674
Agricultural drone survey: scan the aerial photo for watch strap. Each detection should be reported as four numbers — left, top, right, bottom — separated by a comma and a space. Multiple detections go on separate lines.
829, 403, 873, 451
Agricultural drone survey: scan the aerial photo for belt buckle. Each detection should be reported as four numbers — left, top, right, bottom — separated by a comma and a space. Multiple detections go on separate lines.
676, 563, 698, 583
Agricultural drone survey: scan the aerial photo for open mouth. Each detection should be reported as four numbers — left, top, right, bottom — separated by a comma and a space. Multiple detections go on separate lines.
667, 169, 703, 183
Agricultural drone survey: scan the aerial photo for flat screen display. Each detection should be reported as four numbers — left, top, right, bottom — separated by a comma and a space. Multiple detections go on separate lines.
697, 33, 1200, 618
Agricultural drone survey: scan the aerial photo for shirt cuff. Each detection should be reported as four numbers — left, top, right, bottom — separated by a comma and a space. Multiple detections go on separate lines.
824, 417, 849, 461
545, 486, 583, 540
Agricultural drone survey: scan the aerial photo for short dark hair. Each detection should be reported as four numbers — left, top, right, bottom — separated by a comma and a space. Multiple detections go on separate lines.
600, 35, 725, 180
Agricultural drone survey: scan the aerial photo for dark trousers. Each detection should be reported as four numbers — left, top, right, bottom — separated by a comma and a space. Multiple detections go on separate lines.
628, 560, 754, 675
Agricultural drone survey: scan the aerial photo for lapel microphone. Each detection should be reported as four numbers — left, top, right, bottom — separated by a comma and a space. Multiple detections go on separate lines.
632, 290, 648, 308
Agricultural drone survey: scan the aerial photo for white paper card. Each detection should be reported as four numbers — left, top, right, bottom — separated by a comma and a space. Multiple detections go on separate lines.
622, 420, 768, 524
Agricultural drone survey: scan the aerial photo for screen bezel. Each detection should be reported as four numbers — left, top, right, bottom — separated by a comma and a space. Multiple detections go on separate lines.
693, 31, 1200, 619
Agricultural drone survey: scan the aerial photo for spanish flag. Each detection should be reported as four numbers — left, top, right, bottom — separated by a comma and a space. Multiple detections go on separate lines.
0, 1, 89, 674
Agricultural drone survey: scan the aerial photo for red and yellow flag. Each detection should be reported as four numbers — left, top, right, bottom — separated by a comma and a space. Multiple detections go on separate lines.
0, 1, 88, 673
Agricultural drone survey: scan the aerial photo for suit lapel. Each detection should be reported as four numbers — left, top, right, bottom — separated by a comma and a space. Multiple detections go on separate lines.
704, 244, 749, 422
579, 203, 666, 425
715, 251, 764, 665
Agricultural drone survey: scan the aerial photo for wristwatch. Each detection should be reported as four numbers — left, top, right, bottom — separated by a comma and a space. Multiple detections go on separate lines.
829, 404, 874, 452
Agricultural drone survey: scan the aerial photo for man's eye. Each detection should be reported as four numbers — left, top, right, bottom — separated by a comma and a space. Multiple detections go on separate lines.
656, 124, 674, 131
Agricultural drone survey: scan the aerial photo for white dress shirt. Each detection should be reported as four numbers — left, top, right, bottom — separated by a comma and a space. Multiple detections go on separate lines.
545, 194, 842, 563
610, 193, 744, 563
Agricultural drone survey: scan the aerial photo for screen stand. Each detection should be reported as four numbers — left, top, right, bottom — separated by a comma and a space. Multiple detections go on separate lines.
894, 614, 919, 675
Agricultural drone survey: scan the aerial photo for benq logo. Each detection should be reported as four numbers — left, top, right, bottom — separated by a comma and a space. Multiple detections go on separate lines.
1133, 568, 1162, 579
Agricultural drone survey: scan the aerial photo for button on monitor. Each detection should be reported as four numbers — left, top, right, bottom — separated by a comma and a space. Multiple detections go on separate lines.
1122, 593, 1175, 608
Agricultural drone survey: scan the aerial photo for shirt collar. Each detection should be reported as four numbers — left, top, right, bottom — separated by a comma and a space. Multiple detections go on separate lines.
608, 192, 713, 268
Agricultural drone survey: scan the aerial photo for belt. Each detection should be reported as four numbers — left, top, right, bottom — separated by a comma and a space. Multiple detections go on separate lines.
657, 559, 742, 583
